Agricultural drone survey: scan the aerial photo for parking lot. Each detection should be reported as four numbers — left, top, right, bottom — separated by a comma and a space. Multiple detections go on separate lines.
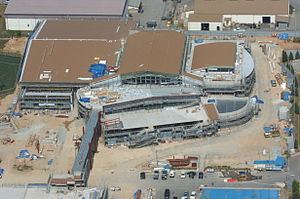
139, 170, 219, 198
131, 0, 166, 28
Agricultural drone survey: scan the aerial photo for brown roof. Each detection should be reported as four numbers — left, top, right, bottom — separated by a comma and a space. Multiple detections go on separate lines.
37, 19, 135, 40
203, 104, 219, 121
189, 14, 222, 22
194, 0, 289, 15
21, 40, 120, 83
192, 42, 236, 70
119, 31, 185, 75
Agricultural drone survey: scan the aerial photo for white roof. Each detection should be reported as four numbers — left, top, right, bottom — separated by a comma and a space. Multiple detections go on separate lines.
5, 0, 127, 16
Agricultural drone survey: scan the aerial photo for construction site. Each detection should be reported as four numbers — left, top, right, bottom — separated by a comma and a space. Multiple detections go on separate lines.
0, 15, 299, 198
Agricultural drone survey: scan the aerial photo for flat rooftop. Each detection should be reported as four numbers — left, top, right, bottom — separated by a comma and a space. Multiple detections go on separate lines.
20, 20, 134, 84
194, 0, 289, 15
192, 42, 236, 70
5, 0, 127, 16
105, 106, 209, 129
119, 31, 185, 75
201, 187, 280, 199
20, 40, 120, 84
36, 20, 134, 40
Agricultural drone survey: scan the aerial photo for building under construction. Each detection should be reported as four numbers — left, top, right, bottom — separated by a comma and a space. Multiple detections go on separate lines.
184, 39, 255, 96
17, 20, 258, 186
18, 19, 134, 111
18, 19, 255, 113
76, 31, 255, 147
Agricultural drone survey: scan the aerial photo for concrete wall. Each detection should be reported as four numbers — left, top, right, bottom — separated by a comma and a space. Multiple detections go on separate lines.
223, 15, 276, 24
188, 22, 222, 31
5, 17, 43, 30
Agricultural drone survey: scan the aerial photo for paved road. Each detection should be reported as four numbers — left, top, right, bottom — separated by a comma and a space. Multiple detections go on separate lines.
187, 30, 300, 37
290, 0, 300, 30
288, 153, 300, 184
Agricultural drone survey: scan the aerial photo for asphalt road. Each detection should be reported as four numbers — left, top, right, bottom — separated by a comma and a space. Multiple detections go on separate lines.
187, 30, 300, 37
290, 0, 300, 30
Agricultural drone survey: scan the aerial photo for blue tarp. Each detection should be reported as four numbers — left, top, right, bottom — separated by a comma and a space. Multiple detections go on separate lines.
263, 127, 272, 133
254, 156, 286, 167
281, 91, 290, 101
16, 149, 30, 159
254, 160, 275, 165
89, 63, 107, 78
283, 127, 293, 135
194, 38, 204, 43
79, 97, 91, 103
251, 95, 264, 104
278, 33, 289, 40
201, 188, 280, 199
274, 156, 285, 167
0, 168, 4, 175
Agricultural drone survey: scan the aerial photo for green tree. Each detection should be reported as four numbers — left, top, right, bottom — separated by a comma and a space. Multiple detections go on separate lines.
282, 50, 288, 62
292, 180, 300, 199
295, 88, 299, 97
287, 63, 291, 71
291, 65, 295, 74
289, 52, 295, 61
295, 77, 299, 88
295, 50, 300, 60
295, 103, 300, 114
295, 139, 299, 149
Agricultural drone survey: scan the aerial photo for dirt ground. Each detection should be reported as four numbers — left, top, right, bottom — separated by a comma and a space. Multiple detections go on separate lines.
3, 37, 27, 54
255, 36, 300, 50
0, 112, 84, 185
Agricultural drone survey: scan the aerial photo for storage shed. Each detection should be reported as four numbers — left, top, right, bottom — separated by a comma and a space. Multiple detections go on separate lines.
4, 0, 128, 30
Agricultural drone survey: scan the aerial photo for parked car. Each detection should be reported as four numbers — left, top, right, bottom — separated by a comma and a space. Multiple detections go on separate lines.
140, 172, 146, 180
153, 170, 159, 180
187, 171, 196, 178
190, 191, 197, 199
271, 80, 277, 87
181, 191, 189, 199
169, 170, 175, 178
198, 172, 204, 179
180, 171, 186, 179
164, 189, 170, 199
162, 170, 168, 180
